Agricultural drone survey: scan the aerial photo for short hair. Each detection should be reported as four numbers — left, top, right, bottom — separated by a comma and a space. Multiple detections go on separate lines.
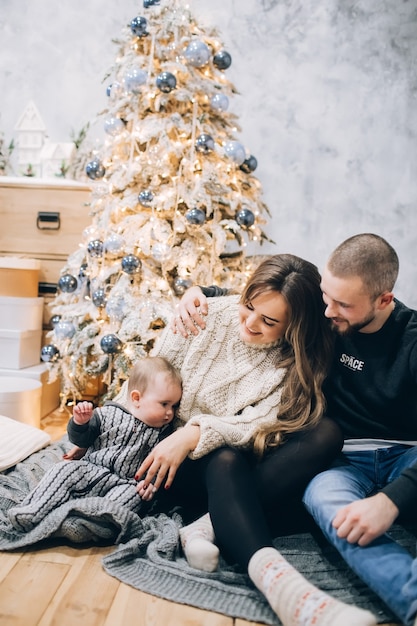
327, 233, 399, 298
127, 356, 182, 394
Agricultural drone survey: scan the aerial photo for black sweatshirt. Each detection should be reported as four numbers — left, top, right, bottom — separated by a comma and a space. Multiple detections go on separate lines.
324, 299, 417, 514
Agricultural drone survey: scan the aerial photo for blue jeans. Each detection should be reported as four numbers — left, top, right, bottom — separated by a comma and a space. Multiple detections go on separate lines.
302, 445, 417, 625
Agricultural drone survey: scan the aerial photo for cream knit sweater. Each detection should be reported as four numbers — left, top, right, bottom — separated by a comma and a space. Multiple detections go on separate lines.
152, 295, 286, 459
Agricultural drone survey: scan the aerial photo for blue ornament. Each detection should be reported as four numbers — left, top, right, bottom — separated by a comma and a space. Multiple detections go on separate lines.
106, 82, 122, 98
184, 40, 211, 67
41, 344, 60, 363
185, 207, 206, 225
240, 155, 258, 173
138, 189, 154, 206
151, 243, 171, 262
156, 71, 176, 93
86, 159, 105, 180
224, 140, 246, 165
124, 67, 148, 94
210, 93, 229, 112
236, 208, 255, 228
104, 233, 125, 256
173, 277, 193, 296
92, 288, 107, 308
213, 50, 232, 70
121, 254, 142, 274
104, 117, 125, 136
49, 314, 61, 328
144, 0, 160, 6
87, 239, 104, 258
78, 263, 89, 279
129, 16, 148, 37
58, 274, 78, 293
106, 297, 126, 321
195, 133, 215, 154
100, 334, 123, 354
54, 320, 76, 340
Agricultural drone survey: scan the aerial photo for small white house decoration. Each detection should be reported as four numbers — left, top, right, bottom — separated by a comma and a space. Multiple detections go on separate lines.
39, 141, 76, 178
14, 101, 76, 178
14, 101, 47, 177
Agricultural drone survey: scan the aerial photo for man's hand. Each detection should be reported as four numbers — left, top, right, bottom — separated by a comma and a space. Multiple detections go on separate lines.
134, 425, 200, 492
171, 286, 208, 337
73, 401, 94, 425
332, 492, 399, 546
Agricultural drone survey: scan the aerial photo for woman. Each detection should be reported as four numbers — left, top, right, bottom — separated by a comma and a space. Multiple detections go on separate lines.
120, 254, 377, 626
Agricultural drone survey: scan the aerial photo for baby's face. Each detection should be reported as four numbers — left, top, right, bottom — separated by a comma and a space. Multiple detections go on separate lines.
132, 372, 182, 428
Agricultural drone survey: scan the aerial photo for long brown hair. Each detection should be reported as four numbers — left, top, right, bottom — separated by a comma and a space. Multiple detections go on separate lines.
241, 254, 334, 455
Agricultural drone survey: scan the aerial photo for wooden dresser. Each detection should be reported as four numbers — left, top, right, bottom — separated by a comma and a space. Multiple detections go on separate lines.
0, 176, 109, 403
0, 176, 92, 327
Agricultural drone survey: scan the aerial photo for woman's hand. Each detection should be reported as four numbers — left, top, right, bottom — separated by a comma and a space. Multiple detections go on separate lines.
135, 426, 200, 494
171, 286, 208, 337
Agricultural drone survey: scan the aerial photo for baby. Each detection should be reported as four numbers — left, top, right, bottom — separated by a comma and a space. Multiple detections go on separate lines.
8, 356, 182, 531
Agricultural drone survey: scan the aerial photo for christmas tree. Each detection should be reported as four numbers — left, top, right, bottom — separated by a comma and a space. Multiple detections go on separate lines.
42, 0, 272, 406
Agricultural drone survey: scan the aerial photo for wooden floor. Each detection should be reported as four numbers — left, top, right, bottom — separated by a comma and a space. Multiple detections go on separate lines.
0, 408, 401, 626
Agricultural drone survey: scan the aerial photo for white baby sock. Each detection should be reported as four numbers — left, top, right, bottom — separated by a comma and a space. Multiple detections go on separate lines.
179, 513, 220, 572
248, 547, 377, 626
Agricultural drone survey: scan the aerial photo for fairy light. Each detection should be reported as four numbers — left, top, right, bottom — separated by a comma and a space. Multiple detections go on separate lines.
124, 344, 136, 359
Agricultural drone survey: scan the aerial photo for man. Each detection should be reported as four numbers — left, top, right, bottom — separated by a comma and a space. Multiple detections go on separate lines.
173, 234, 417, 626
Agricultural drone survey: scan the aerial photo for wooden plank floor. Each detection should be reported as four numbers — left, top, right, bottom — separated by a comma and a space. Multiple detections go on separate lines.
0, 408, 402, 625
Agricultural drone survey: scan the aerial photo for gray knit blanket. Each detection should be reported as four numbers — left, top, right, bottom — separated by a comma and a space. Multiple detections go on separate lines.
1, 438, 414, 625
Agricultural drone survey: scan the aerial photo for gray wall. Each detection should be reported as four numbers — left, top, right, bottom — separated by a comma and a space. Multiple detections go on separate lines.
1, 0, 416, 304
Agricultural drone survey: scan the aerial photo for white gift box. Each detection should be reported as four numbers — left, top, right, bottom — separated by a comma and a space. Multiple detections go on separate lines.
0, 363, 60, 417
0, 376, 42, 427
0, 329, 42, 369
0, 296, 43, 331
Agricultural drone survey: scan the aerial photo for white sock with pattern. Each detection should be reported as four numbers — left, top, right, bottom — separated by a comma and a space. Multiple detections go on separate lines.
179, 513, 219, 572
248, 547, 377, 626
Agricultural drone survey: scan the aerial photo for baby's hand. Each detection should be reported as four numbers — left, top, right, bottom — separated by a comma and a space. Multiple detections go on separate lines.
136, 479, 157, 501
73, 401, 94, 425
63, 445, 88, 461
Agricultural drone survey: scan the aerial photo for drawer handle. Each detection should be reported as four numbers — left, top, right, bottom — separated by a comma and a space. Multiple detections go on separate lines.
38, 282, 58, 295
37, 211, 61, 230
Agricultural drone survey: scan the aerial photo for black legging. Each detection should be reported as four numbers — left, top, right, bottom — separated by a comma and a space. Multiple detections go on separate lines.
162, 417, 343, 569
